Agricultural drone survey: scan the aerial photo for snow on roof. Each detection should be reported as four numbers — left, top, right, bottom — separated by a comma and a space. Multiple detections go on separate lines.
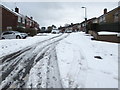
1, 5, 25, 17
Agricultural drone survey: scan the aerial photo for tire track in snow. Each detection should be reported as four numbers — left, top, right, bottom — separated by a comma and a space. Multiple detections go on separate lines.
26, 44, 63, 88
0, 33, 63, 63
46, 44, 63, 88
0, 34, 69, 89
0, 34, 63, 81
68, 47, 88, 88
1, 47, 32, 81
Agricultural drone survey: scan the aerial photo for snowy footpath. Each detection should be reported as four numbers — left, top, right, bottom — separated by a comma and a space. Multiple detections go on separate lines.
0, 32, 118, 89
56, 32, 118, 88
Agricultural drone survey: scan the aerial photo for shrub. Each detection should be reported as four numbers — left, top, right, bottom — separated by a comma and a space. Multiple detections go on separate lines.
14, 27, 37, 36
25, 28, 37, 36
88, 23, 99, 32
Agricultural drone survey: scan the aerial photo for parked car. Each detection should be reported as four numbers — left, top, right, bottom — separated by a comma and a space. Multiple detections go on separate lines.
51, 29, 60, 34
117, 33, 120, 37
65, 29, 72, 33
1, 31, 28, 39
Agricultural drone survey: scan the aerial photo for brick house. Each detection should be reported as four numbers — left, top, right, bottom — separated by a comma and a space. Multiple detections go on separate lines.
72, 23, 81, 32
0, 5, 18, 34
0, 5, 2, 35
25, 16, 39, 30
98, 6, 120, 24
89, 6, 120, 43
80, 21, 86, 31
0, 5, 40, 35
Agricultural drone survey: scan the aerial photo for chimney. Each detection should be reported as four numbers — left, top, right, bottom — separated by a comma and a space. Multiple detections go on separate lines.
30, 17, 33, 19
104, 8, 107, 14
15, 7, 19, 13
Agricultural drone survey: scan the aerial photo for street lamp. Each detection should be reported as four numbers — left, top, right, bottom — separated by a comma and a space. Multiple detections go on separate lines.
81, 7, 88, 34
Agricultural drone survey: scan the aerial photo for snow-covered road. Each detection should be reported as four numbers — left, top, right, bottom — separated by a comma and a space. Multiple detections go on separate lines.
0, 33, 68, 89
0, 32, 118, 89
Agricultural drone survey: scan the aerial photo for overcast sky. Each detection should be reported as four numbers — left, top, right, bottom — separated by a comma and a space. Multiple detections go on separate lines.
1, 2, 119, 27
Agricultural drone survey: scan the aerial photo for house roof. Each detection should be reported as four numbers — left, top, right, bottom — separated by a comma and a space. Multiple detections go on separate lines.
0, 5, 23, 17
98, 6, 120, 18
1, 5, 39, 24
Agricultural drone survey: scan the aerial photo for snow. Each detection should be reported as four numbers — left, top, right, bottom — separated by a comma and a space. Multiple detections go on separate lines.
0, 32, 118, 88
56, 32, 118, 88
98, 31, 118, 35
0, 33, 59, 57
26, 55, 48, 88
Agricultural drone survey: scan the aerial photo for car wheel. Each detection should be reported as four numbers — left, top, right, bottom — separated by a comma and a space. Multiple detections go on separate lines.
1, 37, 5, 39
16, 36, 21, 39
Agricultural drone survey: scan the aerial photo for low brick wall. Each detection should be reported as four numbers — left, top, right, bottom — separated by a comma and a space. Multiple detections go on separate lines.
97, 35, 120, 43
89, 30, 98, 39
89, 30, 120, 43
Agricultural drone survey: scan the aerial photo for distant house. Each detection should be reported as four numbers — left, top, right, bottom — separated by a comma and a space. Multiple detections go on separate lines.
67, 25, 73, 31
80, 17, 98, 32
0, 5, 40, 35
80, 21, 86, 31
76, 23, 82, 31
87, 17, 98, 24
58, 26, 65, 33
72, 23, 81, 32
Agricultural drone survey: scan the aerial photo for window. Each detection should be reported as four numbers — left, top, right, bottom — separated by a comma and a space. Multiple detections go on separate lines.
114, 11, 119, 22
21, 18, 23, 23
23, 18, 25, 24
7, 26, 12, 30
18, 17, 21, 22
3, 32, 13, 35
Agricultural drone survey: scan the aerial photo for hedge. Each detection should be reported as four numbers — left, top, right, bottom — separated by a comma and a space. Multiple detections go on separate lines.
14, 27, 37, 36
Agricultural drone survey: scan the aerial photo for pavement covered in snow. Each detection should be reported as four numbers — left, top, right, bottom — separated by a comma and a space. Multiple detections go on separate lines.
0, 32, 118, 89
56, 32, 118, 88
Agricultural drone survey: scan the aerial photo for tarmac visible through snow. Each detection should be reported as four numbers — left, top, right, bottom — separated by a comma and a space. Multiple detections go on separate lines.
0, 34, 68, 89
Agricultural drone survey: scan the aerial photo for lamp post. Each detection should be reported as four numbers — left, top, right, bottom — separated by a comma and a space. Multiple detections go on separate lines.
81, 7, 88, 34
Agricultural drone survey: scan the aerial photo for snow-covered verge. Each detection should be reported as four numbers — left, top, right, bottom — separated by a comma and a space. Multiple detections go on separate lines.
98, 31, 119, 35
56, 32, 118, 88
0, 33, 60, 57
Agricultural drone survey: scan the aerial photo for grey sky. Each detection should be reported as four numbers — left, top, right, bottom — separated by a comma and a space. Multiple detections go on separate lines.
1, 2, 118, 27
